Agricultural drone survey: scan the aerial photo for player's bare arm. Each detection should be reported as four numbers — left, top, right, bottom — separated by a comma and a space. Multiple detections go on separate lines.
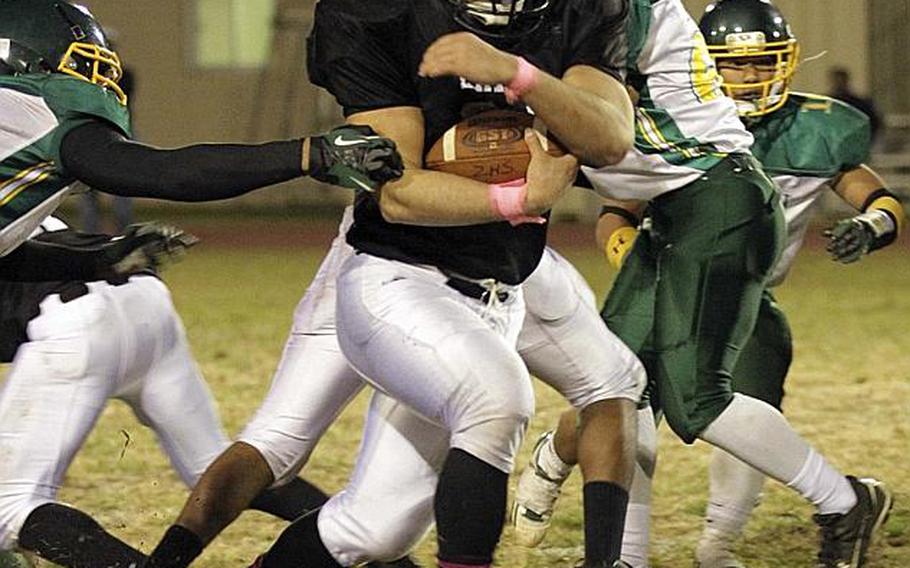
419, 32, 634, 167
595, 198, 645, 270
833, 164, 895, 210
348, 107, 577, 226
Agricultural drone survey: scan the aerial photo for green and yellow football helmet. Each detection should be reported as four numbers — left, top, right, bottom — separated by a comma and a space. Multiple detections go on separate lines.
0, 0, 126, 104
699, 0, 799, 117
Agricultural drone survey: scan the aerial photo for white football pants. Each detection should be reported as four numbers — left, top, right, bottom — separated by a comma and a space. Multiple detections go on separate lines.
0, 276, 228, 550
238, 210, 644, 564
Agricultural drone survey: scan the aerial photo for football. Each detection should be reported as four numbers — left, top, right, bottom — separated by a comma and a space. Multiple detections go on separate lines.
424, 109, 566, 184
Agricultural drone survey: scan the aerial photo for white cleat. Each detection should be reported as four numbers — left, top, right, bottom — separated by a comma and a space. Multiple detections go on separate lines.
510, 431, 570, 547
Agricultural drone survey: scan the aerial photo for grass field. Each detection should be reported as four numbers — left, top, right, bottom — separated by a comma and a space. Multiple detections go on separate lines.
5, 220, 909, 567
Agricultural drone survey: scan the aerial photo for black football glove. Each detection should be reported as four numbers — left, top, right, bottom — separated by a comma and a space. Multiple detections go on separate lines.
99, 222, 199, 276
824, 209, 897, 264
307, 125, 404, 192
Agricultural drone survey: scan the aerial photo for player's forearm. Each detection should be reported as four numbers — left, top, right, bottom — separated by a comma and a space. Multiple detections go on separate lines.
378, 168, 507, 226
522, 67, 634, 168
61, 122, 304, 202
833, 165, 889, 209
595, 199, 643, 249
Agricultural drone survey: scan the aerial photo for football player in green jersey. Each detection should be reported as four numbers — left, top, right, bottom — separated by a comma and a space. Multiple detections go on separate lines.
0, 0, 402, 280
511, 1, 896, 567
691, 1, 903, 566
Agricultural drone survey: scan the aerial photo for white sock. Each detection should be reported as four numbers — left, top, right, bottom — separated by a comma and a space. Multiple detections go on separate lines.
538, 432, 573, 480
621, 408, 656, 568
703, 449, 765, 538
621, 502, 651, 567
700, 394, 854, 515
787, 448, 856, 515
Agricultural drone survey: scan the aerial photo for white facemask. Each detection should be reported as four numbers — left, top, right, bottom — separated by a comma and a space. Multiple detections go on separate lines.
464, 0, 525, 26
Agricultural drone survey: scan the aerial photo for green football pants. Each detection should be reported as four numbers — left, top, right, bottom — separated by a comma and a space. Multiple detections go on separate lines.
602, 154, 785, 443
731, 289, 792, 411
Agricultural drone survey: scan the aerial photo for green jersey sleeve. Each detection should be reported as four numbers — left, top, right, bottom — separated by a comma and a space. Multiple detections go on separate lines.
39, 75, 132, 167
828, 97, 871, 171
750, 93, 871, 178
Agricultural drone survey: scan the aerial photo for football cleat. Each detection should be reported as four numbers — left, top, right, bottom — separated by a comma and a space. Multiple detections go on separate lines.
510, 431, 570, 547
695, 530, 745, 568
814, 476, 893, 568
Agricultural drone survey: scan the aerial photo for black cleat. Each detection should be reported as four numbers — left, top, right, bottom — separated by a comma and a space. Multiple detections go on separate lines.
814, 476, 893, 567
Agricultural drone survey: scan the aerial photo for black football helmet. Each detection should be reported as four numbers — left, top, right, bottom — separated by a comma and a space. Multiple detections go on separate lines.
448, 0, 551, 39
0, 0, 126, 104
699, 0, 799, 117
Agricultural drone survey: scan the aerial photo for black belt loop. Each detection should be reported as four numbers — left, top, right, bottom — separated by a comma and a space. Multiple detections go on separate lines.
58, 283, 90, 304
58, 277, 132, 304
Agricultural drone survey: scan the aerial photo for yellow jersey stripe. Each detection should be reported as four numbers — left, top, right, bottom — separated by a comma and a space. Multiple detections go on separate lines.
0, 163, 55, 205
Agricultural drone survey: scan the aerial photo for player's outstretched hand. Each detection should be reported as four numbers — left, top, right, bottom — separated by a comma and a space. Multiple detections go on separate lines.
308, 125, 404, 192
824, 209, 897, 264
100, 222, 199, 276
524, 129, 578, 214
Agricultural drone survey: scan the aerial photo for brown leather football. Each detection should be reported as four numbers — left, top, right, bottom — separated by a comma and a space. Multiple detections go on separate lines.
424, 109, 566, 184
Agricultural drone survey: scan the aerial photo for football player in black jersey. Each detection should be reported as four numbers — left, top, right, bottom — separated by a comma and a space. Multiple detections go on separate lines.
249, 1, 637, 567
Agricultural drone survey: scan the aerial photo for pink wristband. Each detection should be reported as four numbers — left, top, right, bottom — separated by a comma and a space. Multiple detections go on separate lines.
505, 57, 539, 104
488, 178, 546, 226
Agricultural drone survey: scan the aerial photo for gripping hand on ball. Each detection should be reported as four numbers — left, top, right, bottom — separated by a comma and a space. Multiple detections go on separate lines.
307, 125, 404, 192
524, 129, 578, 214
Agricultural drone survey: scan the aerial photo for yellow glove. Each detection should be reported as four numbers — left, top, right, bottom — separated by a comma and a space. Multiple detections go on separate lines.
605, 226, 638, 270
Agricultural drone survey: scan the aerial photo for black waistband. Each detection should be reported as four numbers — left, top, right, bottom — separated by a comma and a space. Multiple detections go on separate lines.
445, 276, 510, 303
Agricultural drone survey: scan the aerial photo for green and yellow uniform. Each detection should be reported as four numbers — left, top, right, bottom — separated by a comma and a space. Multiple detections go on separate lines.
584, 0, 785, 443
0, 74, 130, 257
732, 93, 872, 409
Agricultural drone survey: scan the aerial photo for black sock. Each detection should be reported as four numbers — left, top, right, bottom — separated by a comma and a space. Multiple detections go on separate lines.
18, 503, 146, 568
583, 481, 629, 564
249, 477, 329, 521
260, 509, 340, 568
434, 449, 507, 566
144, 525, 204, 568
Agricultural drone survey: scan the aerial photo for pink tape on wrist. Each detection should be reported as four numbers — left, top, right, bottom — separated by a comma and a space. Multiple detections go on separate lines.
505, 57, 539, 105
488, 178, 546, 226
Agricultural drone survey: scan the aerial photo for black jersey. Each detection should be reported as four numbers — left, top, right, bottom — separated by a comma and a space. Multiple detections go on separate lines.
308, 0, 628, 284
